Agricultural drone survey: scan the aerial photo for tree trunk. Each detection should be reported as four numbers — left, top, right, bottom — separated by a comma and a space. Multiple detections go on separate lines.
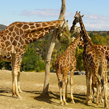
42, 0, 66, 95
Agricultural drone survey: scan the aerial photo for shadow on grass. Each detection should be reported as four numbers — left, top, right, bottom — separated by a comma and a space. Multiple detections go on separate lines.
25, 90, 86, 104
26, 90, 87, 105
73, 94, 86, 103
0, 89, 13, 98
33, 91, 60, 105
23, 90, 103, 108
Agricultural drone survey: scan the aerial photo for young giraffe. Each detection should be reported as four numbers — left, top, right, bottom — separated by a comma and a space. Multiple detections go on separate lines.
55, 32, 82, 105
0, 19, 65, 98
72, 11, 108, 108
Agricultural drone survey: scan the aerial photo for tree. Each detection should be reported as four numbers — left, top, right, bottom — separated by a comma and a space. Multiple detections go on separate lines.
42, 0, 67, 94
50, 49, 57, 71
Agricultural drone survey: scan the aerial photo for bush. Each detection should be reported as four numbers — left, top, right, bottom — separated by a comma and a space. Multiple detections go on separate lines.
21, 43, 45, 72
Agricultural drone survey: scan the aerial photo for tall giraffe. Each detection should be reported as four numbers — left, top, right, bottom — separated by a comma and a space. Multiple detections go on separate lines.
72, 11, 108, 108
55, 33, 82, 105
0, 19, 65, 98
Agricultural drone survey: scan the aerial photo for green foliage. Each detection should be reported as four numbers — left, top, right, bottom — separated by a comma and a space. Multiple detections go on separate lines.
107, 71, 109, 76
75, 46, 84, 71
90, 34, 109, 46
21, 43, 45, 72
57, 26, 72, 45
0, 61, 11, 70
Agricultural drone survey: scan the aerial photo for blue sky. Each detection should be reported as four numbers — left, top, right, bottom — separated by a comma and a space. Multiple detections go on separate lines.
0, 0, 109, 31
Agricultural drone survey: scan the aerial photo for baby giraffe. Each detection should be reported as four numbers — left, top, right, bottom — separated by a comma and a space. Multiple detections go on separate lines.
55, 33, 82, 105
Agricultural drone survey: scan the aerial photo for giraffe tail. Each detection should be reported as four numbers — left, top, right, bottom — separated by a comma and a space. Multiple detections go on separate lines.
55, 61, 63, 88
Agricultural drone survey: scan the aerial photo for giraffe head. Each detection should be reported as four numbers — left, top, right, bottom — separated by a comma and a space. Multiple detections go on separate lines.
73, 11, 84, 24
57, 20, 72, 44
70, 11, 84, 34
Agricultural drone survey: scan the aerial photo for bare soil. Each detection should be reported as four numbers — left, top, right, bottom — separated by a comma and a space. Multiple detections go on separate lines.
0, 70, 109, 109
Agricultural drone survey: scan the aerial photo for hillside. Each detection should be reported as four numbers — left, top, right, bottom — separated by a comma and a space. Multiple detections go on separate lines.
0, 24, 7, 31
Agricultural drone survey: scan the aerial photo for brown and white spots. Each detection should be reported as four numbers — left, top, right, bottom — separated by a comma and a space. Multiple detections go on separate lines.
16, 23, 23, 28
12, 31, 16, 37
5, 41, 10, 47
9, 26, 14, 31
35, 23, 42, 28
22, 24, 29, 30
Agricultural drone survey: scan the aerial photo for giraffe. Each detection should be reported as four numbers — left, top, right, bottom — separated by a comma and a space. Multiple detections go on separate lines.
72, 11, 108, 108
55, 33, 82, 105
0, 19, 65, 98
73, 19, 109, 102
71, 28, 105, 103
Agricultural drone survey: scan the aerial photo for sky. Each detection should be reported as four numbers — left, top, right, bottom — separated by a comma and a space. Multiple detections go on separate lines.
0, 0, 109, 31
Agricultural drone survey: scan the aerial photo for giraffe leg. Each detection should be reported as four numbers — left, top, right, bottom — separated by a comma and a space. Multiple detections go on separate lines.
62, 75, 68, 105
104, 82, 108, 108
92, 84, 96, 103
103, 76, 108, 108
101, 60, 108, 108
17, 71, 22, 93
95, 76, 101, 107
65, 78, 68, 100
56, 68, 63, 105
58, 81, 63, 105
17, 56, 23, 93
85, 71, 92, 105
70, 68, 75, 104
12, 54, 22, 99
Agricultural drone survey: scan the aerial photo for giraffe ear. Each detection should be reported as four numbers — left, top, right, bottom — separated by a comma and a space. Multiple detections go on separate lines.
81, 15, 84, 17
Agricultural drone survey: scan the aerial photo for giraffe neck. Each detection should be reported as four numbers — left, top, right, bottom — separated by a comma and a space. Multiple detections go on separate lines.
23, 20, 64, 44
2, 20, 63, 46
79, 17, 93, 47
69, 34, 81, 51
70, 19, 77, 33
24, 27, 51, 44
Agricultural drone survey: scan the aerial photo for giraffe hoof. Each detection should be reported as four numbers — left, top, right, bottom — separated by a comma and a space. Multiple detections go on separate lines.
95, 104, 98, 108
60, 101, 63, 105
85, 100, 92, 105
71, 100, 75, 104
12, 94, 16, 98
17, 96, 22, 99
104, 104, 108, 109
64, 102, 68, 105
19, 90, 23, 93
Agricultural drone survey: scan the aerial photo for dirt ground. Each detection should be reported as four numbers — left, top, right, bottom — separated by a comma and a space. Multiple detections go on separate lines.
0, 70, 109, 109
